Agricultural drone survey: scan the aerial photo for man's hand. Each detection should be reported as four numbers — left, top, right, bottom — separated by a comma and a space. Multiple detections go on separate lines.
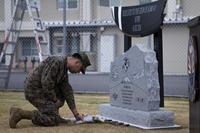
74, 113, 84, 121
71, 108, 84, 121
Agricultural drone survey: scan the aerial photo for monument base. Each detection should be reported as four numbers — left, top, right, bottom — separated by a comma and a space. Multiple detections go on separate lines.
99, 104, 180, 129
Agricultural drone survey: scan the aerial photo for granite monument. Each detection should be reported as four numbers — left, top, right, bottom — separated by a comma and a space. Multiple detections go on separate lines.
99, 44, 176, 129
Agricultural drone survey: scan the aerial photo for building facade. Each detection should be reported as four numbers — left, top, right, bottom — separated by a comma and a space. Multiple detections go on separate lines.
0, 0, 200, 75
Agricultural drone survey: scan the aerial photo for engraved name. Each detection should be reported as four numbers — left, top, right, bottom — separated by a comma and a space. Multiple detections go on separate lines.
122, 5, 157, 17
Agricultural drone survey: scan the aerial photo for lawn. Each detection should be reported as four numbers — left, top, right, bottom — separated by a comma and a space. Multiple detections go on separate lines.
0, 92, 189, 133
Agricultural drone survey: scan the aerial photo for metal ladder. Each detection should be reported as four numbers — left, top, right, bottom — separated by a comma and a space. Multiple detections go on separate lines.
25, 0, 49, 61
0, 0, 49, 89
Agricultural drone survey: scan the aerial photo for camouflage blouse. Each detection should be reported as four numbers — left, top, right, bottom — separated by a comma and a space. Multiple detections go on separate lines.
24, 56, 75, 110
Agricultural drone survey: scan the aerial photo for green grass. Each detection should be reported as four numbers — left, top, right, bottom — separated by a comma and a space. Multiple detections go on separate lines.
0, 92, 189, 133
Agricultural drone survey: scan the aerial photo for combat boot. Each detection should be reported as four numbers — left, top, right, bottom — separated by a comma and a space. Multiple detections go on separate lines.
9, 107, 34, 128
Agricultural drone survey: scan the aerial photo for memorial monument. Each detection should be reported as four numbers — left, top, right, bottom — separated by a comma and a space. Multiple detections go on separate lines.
99, 44, 176, 129
98, 0, 179, 129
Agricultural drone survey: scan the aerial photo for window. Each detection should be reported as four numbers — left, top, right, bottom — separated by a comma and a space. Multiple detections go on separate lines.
99, 0, 120, 7
55, 38, 63, 54
21, 38, 38, 56
69, 32, 80, 53
139, 0, 151, 5
90, 33, 97, 52
53, 33, 80, 55
100, 0, 109, 6
52, 37, 64, 55
57, 0, 79, 10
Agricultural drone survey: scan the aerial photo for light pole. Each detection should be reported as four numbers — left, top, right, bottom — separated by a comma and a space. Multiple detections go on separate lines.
63, 0, 68, 55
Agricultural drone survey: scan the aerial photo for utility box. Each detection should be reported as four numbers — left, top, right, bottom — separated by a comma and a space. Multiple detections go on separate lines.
188, 16, 200, 133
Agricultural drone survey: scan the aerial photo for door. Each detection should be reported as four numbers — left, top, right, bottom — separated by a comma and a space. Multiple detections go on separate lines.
99, 35, 115, 72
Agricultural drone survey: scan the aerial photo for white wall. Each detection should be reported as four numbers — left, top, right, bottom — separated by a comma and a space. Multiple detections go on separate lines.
163, 24, 189, 75
81, 0, 92, 20
0, 0, 4, 21
182, 0, 200, 17
166, 0, 176, 18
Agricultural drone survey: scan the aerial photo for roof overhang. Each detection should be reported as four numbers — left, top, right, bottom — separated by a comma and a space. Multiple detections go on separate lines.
43, 17, 195, 28
163, 16, 194, 25
43, 20, 116, 28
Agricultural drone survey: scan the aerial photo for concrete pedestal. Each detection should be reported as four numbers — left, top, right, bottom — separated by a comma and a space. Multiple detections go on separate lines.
99, 104, 178, 129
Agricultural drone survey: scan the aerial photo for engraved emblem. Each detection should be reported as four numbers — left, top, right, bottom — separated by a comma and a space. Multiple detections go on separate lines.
122, 57, 130, 72
112, 93, 118, 101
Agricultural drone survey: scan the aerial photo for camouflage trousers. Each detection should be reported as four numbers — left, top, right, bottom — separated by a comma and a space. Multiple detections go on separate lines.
26, 96, 65, 126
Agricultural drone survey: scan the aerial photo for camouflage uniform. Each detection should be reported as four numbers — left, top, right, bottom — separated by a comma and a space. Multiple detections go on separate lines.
24, 56, 75, 126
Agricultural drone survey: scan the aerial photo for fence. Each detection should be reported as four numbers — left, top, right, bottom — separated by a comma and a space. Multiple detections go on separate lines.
0, 0, 200, 75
